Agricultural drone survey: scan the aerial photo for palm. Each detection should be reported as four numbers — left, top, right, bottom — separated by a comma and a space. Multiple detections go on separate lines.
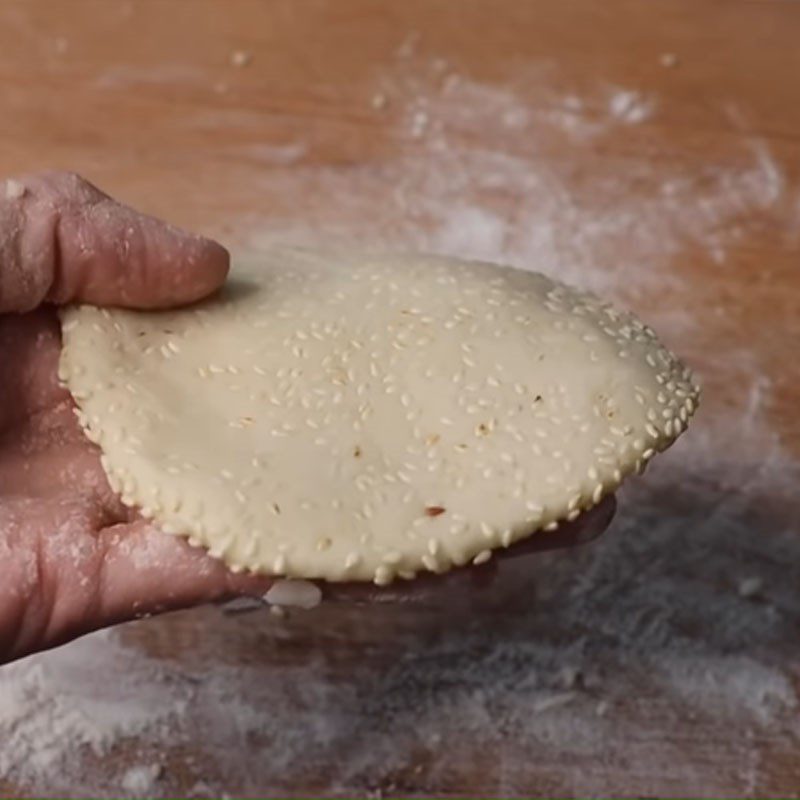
0, 309, 258, 656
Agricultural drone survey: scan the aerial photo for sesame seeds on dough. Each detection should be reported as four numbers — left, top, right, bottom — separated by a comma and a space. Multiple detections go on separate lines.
58, 248, 699, 584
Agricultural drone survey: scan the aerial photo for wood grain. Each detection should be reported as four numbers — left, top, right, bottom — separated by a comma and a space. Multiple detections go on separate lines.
0, 1, 799, 797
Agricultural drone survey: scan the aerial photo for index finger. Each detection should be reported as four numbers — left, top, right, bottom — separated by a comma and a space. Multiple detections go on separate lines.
0, 172, 229, 314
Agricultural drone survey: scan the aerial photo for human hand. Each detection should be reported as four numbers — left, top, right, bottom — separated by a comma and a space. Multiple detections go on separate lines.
0, 172, 614, 663
0, 172, 272, 662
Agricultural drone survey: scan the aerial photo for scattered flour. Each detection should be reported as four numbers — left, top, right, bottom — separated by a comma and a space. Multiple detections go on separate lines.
4, 179, 25, 200
1, 47, 798, 799
607, 88, 656, 124
0, 630, 190, 792
228, 50, 253, 69
121, 764, 163, 797
659, 53, 679, 69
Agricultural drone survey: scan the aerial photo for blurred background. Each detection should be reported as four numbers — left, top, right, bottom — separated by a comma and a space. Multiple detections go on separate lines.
0, 1, 799, 797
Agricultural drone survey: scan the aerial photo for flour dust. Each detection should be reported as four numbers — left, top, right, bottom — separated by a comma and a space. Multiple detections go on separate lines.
1, 48, 798, 798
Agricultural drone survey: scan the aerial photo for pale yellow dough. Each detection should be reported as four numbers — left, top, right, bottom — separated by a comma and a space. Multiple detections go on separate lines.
59, 248, 699, 584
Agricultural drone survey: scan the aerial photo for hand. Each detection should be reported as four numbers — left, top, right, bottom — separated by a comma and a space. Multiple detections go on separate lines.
0, 172, 270, 662
0, 172, 615, 663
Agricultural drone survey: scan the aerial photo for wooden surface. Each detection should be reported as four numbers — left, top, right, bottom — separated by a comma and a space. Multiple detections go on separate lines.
1, 1, 800, 797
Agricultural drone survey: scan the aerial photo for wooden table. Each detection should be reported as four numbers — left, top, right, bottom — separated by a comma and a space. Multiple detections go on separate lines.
1, 1, 799, 797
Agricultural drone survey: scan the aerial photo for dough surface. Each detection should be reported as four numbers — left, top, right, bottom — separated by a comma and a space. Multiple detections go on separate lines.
59, 249, 699, 583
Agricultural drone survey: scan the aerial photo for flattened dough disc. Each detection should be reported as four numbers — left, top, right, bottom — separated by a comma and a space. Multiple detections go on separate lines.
59, 249, 699, 584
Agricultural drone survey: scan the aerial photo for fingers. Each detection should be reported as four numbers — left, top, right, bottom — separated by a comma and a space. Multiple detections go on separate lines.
499, 494, 616, 555
96, 520, 271, 624
92, 492, 614, 626
323, 496, 616, 604
0, 172, 229, 313
105, 497, 615, 618
0, 492, 125, 662
0, 309, 67, 431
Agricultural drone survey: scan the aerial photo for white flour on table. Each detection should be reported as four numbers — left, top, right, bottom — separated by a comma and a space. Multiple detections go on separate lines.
1, 49, 798, 798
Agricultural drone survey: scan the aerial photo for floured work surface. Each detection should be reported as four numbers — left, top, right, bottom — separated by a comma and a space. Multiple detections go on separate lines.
60, 249, 696, 584
2, 0, 800, 797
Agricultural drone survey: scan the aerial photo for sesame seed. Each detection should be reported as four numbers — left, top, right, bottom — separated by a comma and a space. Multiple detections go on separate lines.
374, 566, 393, 585
472, 550, 492, 565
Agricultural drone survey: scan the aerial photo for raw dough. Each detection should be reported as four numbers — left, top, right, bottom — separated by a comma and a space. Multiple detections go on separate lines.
59, 248, 699, 583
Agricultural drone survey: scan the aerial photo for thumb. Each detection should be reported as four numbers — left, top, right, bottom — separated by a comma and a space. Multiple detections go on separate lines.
0, 172, 229, 313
